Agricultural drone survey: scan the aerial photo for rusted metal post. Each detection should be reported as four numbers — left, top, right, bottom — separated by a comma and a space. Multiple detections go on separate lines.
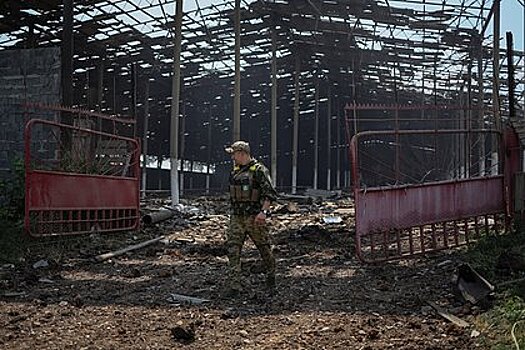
459, 90, 465, 178
233, 0, 241, 141
491, 0, 500, 175
467, 56, 473, 177
61, 0, 73, 108
350, 59, 357, 188
336, 96, 341, 189
131, 63, 137, 136
85, 69, 91, 108
292, 55, 300, 194
271, 21, 278, 186
170, 0, 183, 206
327, 82, 332, 190
112, 73, 117, 114
478, 39, 486, 176
206, 102, 212, 195
157, 154, 163, 190
180, 101, 186, 197
394, 66, 399, 184
97, 60, 104, 112
352, 58, 357, 135
313, 74, 319, 190
141, 78, 150, 199
506, 32, 516, 121
433, 60, 439, 177
394, 101, 400, 184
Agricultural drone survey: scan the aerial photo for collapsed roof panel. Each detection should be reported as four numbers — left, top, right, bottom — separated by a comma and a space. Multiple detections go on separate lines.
0, 0, 521, 172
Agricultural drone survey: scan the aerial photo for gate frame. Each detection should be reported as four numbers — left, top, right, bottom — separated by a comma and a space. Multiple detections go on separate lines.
350, 128, 516, 263
24, 118, 141, 237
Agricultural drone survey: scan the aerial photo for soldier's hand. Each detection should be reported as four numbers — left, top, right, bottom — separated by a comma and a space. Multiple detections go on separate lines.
254, 212, 267, 225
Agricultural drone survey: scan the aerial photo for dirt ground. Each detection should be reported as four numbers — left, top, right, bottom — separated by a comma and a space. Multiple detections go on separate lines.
1, 197, 486, 349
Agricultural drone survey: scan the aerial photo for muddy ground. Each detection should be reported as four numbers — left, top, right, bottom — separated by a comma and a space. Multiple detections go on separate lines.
1, 197, 486, 349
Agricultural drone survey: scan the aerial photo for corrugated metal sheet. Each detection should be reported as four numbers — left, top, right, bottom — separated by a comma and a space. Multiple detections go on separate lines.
355, 177, 505, 235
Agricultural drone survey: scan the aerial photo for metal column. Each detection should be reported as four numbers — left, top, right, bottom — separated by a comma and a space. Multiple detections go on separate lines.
233, 0, 241, 141
61, 0, 73, 108
292, 55, 300, 194
271, 22, 278, 186
141, 78, 150, 199
313, 75, 319, 190
326, 83, 332, 190
170, 0, 183, 206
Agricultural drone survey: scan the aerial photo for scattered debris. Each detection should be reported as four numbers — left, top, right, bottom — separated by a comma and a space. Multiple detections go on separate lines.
304, 188, 342, 199
1, 291, 27, 297
0, 196, 485, 348
32, 259, 49, 269
437, 260, 453, 268
95, 236, 165, 262
427, 301, 470, 328
322, 215, 343, 224
167, 293, 210, 305
142, 209, 177, 225
333, 208, 354, 215
278, 193, 314, 205
274, 202, 299, 214
171, 324, 195, 344
38, 278, 54, 284
455, 263, 494, 304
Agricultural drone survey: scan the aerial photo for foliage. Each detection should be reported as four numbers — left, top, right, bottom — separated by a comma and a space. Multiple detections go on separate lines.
463, 229, 525, 282
474, 293, 525, 349
0, 158, 25, 222
463, 229, 525, 349
0, 158, 26, 263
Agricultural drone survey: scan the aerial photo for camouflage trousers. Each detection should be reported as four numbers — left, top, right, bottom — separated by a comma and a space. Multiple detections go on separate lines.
226, 214, 275, 290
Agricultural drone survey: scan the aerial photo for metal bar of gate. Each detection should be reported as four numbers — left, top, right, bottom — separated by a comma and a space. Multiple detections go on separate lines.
24, 118, 140, 237
351, 128, 506, 263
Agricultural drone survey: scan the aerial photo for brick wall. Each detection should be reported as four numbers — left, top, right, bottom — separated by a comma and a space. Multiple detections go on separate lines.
0, 47, 61, 174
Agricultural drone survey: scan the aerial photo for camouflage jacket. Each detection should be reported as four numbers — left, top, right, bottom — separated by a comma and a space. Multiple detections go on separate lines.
229, 159, 277, 215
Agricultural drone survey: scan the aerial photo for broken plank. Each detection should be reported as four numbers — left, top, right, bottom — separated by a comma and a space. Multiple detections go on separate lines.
427, 301, 469, 328
95, 236, 165, 262
168, 293, 210, 305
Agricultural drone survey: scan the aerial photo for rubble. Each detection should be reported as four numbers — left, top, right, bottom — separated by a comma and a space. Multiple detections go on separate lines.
0, 196, 480, 349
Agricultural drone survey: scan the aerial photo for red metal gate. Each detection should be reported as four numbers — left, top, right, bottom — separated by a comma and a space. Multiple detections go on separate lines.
350, 128, 515, 263
24, 117, 140, 237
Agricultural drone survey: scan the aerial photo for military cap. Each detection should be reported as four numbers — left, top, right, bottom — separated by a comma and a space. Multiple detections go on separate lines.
225, 140, 251, 154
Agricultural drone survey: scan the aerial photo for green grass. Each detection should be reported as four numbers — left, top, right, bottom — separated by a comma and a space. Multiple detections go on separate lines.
0, 159, 27, 263
473, 293, 525, 349
0, 219, 26, 264
462, 228, 525, 349
463, 229, 525, 282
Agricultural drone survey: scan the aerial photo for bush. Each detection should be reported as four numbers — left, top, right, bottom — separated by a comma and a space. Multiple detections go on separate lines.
0, 158, 26, 263
0, 158, 25, 222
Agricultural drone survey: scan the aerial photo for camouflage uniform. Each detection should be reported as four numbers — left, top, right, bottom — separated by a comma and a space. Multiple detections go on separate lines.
226, 159, 277, 292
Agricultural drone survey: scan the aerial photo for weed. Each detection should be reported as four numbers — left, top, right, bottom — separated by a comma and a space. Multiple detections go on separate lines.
0, 158, 26, 263
463, 229, 525, 282
0, 158, 24, 222
463, 228, 525, 349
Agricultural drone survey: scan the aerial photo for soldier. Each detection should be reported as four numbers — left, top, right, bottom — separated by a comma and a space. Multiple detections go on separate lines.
223, 140, 277, 297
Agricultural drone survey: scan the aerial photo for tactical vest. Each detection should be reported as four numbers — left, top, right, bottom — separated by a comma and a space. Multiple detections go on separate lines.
229, 163, 261, 203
